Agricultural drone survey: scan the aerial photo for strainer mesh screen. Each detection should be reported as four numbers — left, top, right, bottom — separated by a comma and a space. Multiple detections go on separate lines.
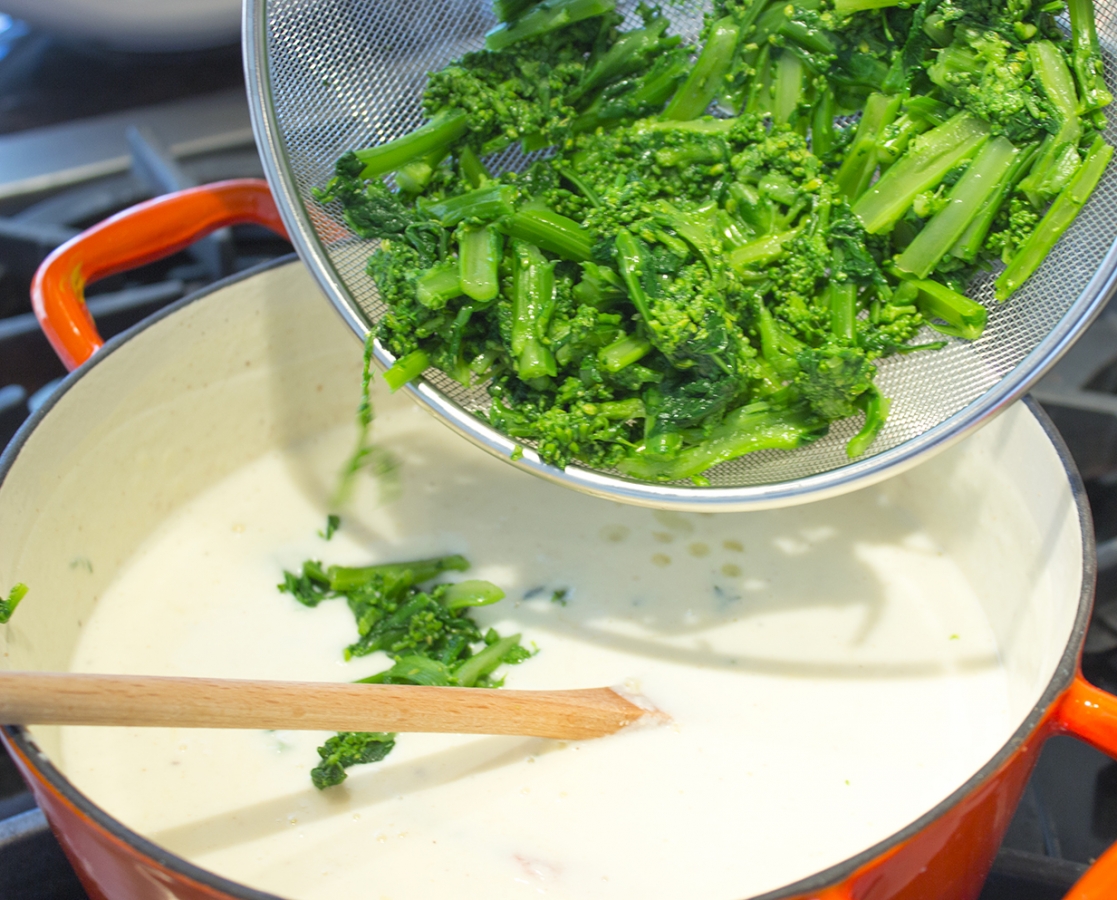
261, 0, 1117, 490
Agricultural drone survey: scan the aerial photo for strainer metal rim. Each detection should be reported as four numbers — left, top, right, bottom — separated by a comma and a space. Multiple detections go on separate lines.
242, 0, 1117, 512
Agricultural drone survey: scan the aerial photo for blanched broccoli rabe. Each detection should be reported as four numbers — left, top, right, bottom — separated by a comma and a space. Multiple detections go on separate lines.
316, 0, 1112, 482
280, 553, 532, 788
0, 583, 26, 624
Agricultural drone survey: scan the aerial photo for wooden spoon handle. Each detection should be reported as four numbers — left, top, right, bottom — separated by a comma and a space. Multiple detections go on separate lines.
0, 672, 653, 740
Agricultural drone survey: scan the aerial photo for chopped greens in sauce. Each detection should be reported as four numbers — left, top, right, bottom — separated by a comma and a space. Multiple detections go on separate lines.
279, 554, 533, 788
0, 583, 27, 624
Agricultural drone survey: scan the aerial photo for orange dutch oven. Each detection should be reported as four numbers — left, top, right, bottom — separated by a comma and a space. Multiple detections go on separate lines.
3, 180, 1117, 900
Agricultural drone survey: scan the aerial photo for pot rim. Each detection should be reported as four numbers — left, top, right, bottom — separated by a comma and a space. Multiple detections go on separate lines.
0, 255, 1099, 900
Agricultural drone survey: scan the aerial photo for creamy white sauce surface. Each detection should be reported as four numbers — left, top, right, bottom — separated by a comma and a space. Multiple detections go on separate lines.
59, 401, 1011, 900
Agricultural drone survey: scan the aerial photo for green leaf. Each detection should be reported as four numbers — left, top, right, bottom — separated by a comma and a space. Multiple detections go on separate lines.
311, 732, 396, 789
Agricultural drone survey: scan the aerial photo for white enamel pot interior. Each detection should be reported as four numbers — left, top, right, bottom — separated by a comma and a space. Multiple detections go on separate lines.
0, 257, 1103, 900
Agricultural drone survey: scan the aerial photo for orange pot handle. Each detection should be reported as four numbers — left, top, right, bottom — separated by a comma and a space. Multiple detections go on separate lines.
809, 888, 853, 899
1055, 673, 1117, 899
31, 179, 289, 371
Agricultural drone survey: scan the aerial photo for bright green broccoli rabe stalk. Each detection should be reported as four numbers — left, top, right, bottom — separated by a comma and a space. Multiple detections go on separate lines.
279, 553, 533, 789
316, 0, 1113, 482
0, 583, 26, 624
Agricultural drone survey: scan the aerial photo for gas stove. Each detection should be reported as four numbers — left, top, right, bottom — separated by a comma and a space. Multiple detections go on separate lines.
0, 14, 1116, 900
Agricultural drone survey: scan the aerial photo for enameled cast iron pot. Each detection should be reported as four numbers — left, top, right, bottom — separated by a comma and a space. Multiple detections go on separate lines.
5, 181, 1117, 900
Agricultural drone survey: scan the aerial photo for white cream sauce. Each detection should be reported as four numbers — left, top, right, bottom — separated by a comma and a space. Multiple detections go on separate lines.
59, 401, 1011, 900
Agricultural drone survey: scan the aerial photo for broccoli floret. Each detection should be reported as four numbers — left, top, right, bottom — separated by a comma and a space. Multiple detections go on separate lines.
425, 8, 615, 154
311, 733, 396, 790
985, 194, 1041, 263
488, 378, 637, 469
926, 28, 1055, 143
369, 242, 433, 360
795, 346, 875, 420
616, 240, 739, 376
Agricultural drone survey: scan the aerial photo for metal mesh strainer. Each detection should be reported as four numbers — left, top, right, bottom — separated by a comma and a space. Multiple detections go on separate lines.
242, 0, 1117, 511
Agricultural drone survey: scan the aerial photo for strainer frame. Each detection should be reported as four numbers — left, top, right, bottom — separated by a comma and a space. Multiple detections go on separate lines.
241, 0, 1117, 512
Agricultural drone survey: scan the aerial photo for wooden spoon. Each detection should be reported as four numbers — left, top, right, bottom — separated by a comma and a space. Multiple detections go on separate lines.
0, 672, 662, 741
